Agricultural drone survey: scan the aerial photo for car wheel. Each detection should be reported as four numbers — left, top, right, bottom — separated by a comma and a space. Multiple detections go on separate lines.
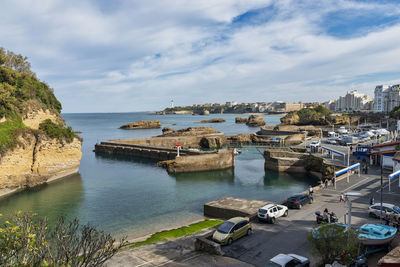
270, 217, 276, 224
227, 238, 233, 245
369, 212, 377, 218
298, 204, 302, 209
247, 229, 252, 236
284, 210, 288, 217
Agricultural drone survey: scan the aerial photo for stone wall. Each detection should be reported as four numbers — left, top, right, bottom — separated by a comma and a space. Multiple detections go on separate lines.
109, 134, 225, 149
158, 149, 234, 173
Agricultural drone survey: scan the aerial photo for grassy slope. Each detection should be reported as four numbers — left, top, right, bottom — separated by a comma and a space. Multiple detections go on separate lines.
129, 219, 223, 248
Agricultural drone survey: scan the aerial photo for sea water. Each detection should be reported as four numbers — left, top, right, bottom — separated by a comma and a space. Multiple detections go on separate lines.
0, 113, 316, 238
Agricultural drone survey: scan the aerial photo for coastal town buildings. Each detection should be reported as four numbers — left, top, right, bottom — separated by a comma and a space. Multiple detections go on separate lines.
335, 90, 373, 111
226, 101, 238, 107
374, 84, 400, 113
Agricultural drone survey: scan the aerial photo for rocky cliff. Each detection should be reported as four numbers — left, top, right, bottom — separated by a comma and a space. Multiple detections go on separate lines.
0, 110, 82, 196
0, 48, 82, 196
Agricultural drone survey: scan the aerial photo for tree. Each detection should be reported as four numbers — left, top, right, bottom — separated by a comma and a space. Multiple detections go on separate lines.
0, 211, 127, 266
307, 224, 359, 266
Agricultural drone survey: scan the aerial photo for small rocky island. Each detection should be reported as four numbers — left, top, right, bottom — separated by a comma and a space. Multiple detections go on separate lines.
197, 118, 226, 123
120, 120, 162, 129
246, 115, 266, 127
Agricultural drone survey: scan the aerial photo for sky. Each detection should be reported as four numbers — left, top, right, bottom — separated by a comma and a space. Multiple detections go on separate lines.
1, 0, 400, 113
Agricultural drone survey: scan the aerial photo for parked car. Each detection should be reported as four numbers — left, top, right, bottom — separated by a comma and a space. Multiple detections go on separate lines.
326, 138, 337, 145
266, 253, 310, 267
212, 217, 252, 245
368, 203, 400, 218
337, 126, 349, 134
286, 193, 313, 209
309, 140, 321, 147
257, 204, 288, 223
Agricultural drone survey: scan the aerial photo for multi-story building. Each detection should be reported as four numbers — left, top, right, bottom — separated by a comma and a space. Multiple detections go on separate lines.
335, 90, 372, 111
373, 84, 400, 113
373, 85, 390, 112
323, 100, 336, 111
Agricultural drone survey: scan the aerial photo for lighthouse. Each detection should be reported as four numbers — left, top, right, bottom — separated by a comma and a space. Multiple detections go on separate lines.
170, 100, 174, 108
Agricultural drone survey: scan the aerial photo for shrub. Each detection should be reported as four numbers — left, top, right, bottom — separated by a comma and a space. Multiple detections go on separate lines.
39, 119, 76, 143
0, 211, 127, 266
307, 224, 359, 266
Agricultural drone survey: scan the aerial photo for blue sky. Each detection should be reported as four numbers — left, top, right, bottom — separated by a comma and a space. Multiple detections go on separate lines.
1, 0, 400, 112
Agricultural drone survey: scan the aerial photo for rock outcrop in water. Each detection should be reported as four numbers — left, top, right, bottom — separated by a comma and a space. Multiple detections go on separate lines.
197, 118, 225, 123
235, 117, 248, 123
246, 115, 266, 127
157, 127, 220, 137
120, 120, 162, 129
162, 126, 174, 133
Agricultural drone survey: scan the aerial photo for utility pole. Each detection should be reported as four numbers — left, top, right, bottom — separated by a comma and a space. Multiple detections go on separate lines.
380, 159, 383, 223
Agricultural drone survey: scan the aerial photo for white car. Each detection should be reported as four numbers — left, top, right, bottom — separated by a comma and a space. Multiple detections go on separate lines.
266, 253, 310, 267
368, 203, 400, 218
257, 204, 288, 223
326, 138, 337, 145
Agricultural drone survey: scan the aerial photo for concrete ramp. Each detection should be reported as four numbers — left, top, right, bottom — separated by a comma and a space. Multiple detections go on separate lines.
204, 197, 273, 221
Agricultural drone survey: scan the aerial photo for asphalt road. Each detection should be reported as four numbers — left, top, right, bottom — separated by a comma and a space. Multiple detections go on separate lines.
222, 167, 400, 267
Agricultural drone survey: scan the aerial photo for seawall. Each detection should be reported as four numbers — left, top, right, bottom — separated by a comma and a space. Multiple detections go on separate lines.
158, 149, 235, 174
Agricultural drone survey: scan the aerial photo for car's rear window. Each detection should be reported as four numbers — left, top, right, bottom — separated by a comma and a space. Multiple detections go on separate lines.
259, 209, 267, 214
217, 221, 234, 234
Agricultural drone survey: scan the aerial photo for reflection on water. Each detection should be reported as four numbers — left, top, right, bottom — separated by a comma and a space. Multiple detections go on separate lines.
172, 168, 235, 184
0, 173, 83, 225
95, 152, 159, 166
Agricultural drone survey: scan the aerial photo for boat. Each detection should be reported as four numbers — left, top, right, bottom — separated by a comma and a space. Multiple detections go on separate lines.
358, 224, 397, 245
234, 148, 242, 155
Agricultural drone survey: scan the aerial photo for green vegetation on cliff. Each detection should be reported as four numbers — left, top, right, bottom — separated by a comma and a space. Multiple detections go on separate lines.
39, 119, 75, 143
0, 48, 75, 152
296, 105, 332, 120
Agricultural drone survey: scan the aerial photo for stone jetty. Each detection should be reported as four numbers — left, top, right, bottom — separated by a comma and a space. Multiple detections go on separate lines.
95, 127, 234, 173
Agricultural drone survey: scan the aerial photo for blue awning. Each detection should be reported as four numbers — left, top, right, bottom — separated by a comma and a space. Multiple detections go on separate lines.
389, 170, 400, 179
335, 163, 361, 176
322, 146, 345, 156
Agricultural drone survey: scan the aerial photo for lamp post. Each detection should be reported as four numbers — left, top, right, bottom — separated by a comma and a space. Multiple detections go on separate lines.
345, 192, 361, 229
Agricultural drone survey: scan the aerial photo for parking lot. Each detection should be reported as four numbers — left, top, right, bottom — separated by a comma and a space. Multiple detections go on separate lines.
221, 167, 400, 266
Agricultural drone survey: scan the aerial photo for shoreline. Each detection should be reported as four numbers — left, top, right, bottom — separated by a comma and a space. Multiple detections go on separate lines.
115, 216, 206, 243
0, 167, 80, 199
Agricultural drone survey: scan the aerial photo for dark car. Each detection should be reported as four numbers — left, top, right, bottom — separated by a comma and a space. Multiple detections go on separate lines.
286, 193, 313, 209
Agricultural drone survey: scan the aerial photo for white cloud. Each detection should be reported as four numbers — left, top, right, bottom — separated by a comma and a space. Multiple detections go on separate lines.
1, 0, 400, 112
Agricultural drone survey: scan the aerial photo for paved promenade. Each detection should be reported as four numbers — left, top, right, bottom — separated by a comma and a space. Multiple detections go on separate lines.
106, 166, 399, 266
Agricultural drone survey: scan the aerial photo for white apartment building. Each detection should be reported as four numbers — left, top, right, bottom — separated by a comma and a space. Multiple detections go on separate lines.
373, 85, 390, 112
374, 84, 400, 113
226, 101, 237, 107
335, 90, 372, 111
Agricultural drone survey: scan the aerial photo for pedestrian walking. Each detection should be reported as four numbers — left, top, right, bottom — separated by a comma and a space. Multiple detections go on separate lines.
324, 178, 328, 189
369, 196, 375, 205
339, 193, 346, 203
309, 185, 314, 199
331, 176, 335, 188
320, 180, 323, 189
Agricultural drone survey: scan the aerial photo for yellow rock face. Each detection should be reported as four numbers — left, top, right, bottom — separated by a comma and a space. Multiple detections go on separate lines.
23, 109, 63, 130
0, 108, 82, 196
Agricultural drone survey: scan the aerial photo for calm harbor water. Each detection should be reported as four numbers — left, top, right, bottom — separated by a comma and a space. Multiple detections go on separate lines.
0, 113, 316, 238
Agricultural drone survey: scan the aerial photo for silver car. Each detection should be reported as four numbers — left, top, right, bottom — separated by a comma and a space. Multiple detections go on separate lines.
368, 203, 400, 218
